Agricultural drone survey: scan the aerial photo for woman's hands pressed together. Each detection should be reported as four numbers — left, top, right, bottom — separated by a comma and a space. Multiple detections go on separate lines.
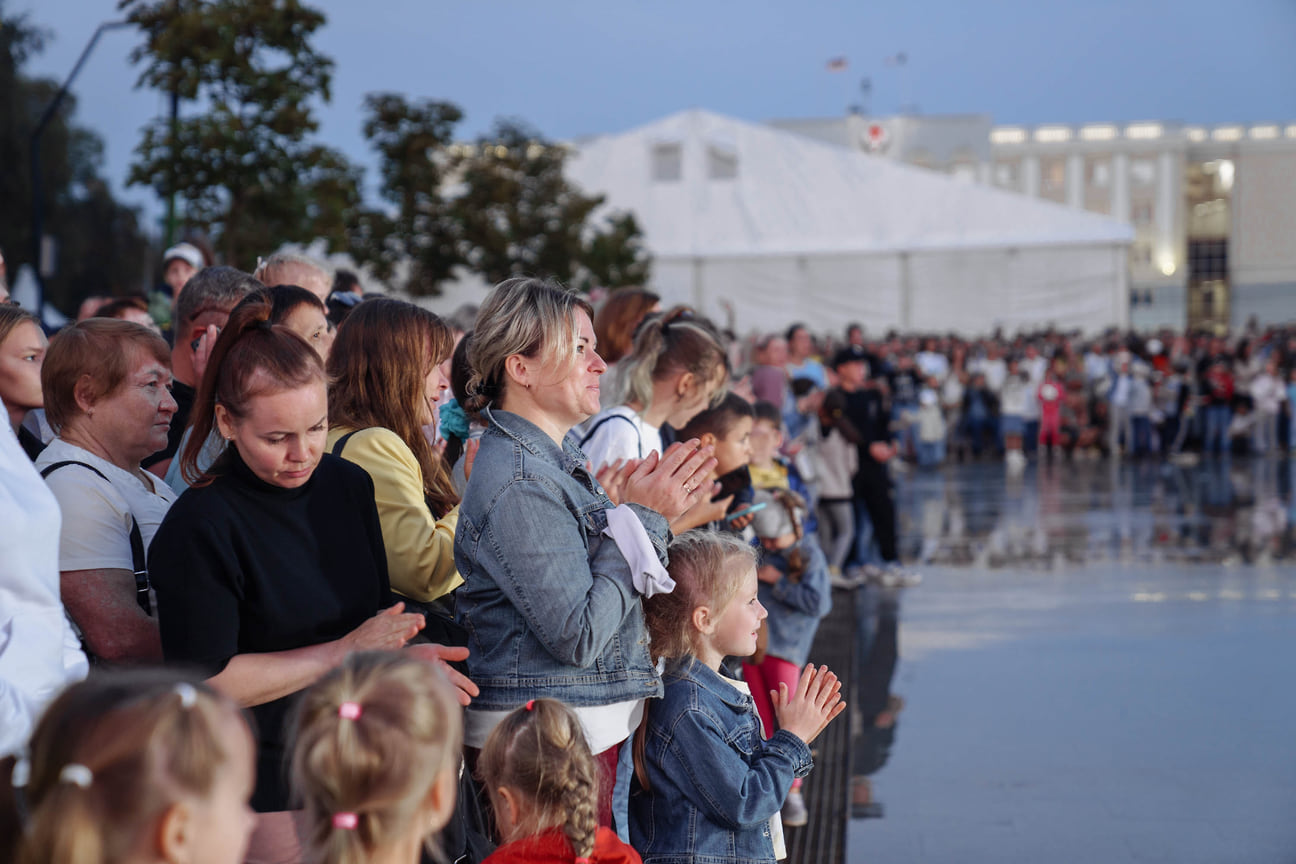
619, 439, 717, 523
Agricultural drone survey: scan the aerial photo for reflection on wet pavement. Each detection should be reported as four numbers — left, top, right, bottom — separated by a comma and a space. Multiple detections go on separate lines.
846, 462, 1296, 863
895, 458, 1296, 567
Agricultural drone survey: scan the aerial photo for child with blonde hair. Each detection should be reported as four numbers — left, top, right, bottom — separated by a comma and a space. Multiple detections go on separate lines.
479, 698, 641, 864
631, 531, 845, 863
291, 651, 464, 864
0, 671, 256, 864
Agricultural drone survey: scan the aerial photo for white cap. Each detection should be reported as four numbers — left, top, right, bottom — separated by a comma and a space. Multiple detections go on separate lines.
162, 242, 204, 270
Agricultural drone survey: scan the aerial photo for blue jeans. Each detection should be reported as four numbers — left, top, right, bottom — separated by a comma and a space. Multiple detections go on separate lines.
848, 497, 879, 567
917, 440, 945, 467
1203, 404, 1232, 455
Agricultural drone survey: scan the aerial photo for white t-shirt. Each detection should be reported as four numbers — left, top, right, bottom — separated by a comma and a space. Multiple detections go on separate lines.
576, 406, 664, 472
35, 439, 178, 573
0, 416, 88, 756
465, 699, 645, 756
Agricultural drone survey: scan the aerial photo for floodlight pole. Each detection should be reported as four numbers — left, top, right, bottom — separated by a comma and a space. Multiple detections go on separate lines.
30, 19, 130, 314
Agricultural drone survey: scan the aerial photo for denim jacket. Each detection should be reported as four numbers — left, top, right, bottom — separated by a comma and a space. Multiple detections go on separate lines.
629, 656, 813, 864
454, 408, 669, 710
759, 533, 833, 668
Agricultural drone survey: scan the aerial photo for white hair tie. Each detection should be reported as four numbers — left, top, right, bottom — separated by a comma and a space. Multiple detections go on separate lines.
11, 756, 30, 789
58, 764, 93, 788
174, 682, 198, 709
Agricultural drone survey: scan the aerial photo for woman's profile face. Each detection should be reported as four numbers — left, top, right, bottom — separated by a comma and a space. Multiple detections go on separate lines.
85, 347, 177, 464
218, 378, 328, 489
527, 309, 605, 430
280, 303, 333, 362
422, 353, 452, 427
0, 320, 47, 414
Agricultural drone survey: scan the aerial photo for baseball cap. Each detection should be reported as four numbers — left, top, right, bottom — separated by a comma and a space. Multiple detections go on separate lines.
162, 243, 204, 271
831, 344, 868, 370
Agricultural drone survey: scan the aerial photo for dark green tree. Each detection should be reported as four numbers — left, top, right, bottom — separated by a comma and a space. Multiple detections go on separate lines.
350, 93, 464, 296
452, 119, 601, 287
578, 211, 652, 292
451, 119, 652, 293
121, 0, 359, 267
0, 6, 151, 312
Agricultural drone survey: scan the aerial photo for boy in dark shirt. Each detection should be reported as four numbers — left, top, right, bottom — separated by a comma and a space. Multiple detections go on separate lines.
830, 346, 919, 588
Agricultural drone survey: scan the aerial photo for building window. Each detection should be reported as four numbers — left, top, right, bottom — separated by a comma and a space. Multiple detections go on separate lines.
706, 145, 738, 180
651, 143, 682, 182
1084, 156, 1111, 214
1129, 158, 1156, 188
993, 160, 1019, 191
1040, 156, 1066, 203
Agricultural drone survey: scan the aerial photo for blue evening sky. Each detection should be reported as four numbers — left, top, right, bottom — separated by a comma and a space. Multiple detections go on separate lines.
22, 0, 1296, 226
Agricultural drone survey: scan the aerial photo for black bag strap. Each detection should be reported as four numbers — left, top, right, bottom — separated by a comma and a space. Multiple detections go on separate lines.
39, 460, 152, 616
331, 429, 362, 457
578, 412, 643, 458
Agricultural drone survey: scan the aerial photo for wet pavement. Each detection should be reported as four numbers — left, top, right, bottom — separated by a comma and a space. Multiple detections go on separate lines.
844, 459, 1296, 863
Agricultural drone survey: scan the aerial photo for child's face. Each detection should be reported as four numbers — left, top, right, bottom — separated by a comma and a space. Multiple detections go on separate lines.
704, 565, 766, 666
760, 532, 797, 552
747, 419, 781, 467
712, 416, 754, 476
183, 713, 257, 864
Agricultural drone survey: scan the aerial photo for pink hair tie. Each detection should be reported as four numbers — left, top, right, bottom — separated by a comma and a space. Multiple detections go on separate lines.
332, 812, 359, 830
525, 700, 536, 711
338, 701, 363, 720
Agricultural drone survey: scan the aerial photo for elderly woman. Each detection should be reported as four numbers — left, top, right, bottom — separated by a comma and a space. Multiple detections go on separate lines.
455, 277, 717, 808
34, 319, 179, 663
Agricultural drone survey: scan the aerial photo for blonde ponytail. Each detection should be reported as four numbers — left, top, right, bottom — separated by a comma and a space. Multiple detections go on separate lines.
3, 671, 243, 864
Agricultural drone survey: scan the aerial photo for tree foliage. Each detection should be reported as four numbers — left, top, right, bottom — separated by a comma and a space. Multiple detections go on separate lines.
0, 6, 150, 311
351, 93, 464, 296
353, 103, 652, 296
121, 0, 358, 266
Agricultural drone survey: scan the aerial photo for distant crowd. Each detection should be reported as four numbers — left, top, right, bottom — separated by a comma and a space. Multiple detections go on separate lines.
738, 321, 1296, 469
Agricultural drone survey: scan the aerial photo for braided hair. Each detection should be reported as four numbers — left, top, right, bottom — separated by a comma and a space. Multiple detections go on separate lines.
478, 699, 600, 860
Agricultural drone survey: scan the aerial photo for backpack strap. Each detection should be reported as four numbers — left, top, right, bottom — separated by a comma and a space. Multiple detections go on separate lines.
331, 430, 362, 457
578, 412, 643, 459
39, 461, 151, 616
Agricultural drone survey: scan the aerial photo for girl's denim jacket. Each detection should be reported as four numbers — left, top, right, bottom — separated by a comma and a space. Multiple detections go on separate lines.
759, 533, 833, 668
453, 408, 669, 710
629, 656, 813, 863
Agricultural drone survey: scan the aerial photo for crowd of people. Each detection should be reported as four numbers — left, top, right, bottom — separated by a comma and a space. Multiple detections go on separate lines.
750, 322, 1296, 471
0, 261, 879, 864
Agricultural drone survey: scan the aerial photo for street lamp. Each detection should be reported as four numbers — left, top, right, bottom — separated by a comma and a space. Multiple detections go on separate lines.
30, 18, 130, 317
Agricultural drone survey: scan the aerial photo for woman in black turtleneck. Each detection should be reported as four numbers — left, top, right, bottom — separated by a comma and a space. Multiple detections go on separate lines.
148, 298, 476, 860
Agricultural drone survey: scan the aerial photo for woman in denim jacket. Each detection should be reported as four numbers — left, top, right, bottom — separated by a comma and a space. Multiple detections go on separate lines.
453, 278, 718, 808
632, 532, 845, 863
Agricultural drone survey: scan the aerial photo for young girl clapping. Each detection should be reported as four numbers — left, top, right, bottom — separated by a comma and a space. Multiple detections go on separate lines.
479, 698, 641, 863
631, 531, 845, 863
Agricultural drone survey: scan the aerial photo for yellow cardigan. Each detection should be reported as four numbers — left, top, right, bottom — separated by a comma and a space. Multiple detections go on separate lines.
326, 426, 462, 603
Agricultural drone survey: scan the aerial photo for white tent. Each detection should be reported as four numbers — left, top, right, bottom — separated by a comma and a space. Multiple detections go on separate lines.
567, 110, 1134, 336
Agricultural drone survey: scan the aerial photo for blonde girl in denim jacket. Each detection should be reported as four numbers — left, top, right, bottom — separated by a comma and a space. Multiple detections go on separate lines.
629, 532, 845, 863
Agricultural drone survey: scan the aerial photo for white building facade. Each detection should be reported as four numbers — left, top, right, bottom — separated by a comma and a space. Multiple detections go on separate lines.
772, 115, 1296, 333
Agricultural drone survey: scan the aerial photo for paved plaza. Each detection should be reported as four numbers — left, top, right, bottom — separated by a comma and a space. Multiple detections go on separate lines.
844, 460, 1296, 863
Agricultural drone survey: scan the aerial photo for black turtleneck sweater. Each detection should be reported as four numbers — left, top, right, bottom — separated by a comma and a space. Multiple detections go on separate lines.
149, 448, 390, 812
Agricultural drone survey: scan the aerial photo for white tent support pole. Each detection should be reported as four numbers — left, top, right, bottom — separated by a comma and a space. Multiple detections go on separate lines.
692, 257, 705, 313
899, 251, 913, 330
